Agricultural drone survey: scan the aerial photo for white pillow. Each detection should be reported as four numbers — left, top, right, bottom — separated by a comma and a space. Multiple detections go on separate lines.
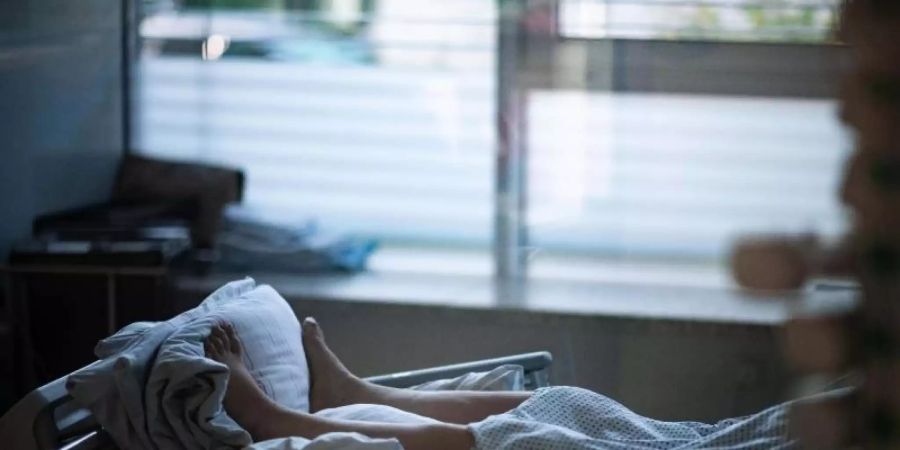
143, 281, 309, 448
210, 283, 310, 412
153, 281, 310, 411
410, 364, 525, 392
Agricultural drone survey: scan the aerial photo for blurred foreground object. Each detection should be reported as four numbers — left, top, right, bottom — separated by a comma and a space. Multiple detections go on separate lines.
730, 1, 900, 447
730, 234, 854, 291
731, 234, 821, 291
752, 0, 900, 448
213, 206, 378, 274
832, 0, 900, 447
115, 154, 245, 248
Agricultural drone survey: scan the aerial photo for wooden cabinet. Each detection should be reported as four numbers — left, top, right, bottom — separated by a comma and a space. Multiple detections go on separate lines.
2, 266, 174, 398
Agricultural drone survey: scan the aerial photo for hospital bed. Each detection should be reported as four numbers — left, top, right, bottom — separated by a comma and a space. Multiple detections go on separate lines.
2, 351, 553, 450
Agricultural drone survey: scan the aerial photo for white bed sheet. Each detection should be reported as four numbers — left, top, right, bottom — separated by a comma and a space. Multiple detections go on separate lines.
248, 364, 526, 450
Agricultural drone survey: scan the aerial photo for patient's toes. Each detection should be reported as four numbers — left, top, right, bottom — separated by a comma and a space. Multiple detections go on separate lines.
213, 323, 227, 340
223, 323, 243, 355
205, 323, 240, 361
302, 317, 324, 341
301, 316, 368, 412
204, 335, 222, 360
211, 329, 226, 350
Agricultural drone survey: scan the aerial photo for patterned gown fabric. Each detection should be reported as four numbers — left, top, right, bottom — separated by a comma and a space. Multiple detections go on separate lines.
470, 387, 794, 450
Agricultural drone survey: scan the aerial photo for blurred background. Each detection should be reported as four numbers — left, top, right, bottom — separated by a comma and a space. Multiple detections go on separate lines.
0, 0, 853, 422
135, 0, 850, 285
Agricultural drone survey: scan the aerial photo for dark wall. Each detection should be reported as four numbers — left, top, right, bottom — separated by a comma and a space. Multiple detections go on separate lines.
0, 0, 126, 259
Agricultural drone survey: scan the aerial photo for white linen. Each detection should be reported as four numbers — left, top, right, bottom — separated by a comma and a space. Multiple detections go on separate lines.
316, 404, 440, 425
250, 365, 530, 450
250, 433, 403, 450
66, 278, 310, 450
410, 364, 524, 392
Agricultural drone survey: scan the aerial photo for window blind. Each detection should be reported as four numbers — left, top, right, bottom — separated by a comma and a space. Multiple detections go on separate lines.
137, 1, 497, 246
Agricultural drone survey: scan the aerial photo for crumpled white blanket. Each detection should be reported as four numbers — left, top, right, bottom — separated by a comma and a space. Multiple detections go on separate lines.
63, 291, 416, 450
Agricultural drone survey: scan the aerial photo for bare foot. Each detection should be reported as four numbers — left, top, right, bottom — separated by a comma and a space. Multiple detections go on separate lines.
301, 317, 371, 412
205, 322, 278, 439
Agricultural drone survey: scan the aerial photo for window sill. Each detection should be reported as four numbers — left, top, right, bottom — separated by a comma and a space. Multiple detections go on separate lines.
368, 246, 733, 289
175, 247, 857, 326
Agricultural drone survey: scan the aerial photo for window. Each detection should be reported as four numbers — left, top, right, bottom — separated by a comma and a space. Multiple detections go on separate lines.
137, 0, 496, 249
523, 0, 849, 283
560, 0, 840, 42
134, 0, 850, 284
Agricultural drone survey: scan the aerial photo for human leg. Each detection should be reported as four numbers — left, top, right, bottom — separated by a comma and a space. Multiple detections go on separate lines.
204, 323, 474, 450
301, 317, 531, 424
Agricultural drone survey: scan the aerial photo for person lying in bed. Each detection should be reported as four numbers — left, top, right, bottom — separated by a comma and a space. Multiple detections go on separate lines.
205, 319, 799, 450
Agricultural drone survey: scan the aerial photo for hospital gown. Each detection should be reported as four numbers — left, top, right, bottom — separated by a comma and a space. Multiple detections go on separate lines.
469, 387, 794, 449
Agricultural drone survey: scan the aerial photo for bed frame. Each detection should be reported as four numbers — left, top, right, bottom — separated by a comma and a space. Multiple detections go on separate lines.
1, 351, 553, 450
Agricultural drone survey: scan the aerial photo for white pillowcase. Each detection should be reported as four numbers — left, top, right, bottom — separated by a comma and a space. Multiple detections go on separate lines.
145, 278, 310, 413
142, 280, 310, 447
202, 281, 310, 412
